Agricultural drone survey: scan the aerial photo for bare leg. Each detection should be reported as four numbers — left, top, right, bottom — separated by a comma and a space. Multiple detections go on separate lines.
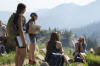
79, 53, 86, 60
29, 44, 36, 61
15, 47, 26, 66
73, 52, 79, 61
64, 55, 69, 64
15, 47, 19, 66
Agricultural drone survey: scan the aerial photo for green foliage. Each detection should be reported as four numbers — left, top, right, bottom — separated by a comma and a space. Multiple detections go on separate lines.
86, 38, 98, 49
86, 52, 100, 65
0, 48, 100, 66
38, 29, 73, 48
0, 51, 15, 65
38, 44, 45, 49
61, 30, 72, 47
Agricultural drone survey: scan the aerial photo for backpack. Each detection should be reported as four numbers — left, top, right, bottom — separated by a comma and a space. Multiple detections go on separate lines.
45, 53, 64, 66
6, 13, 19, 39
26, 21, 30, 33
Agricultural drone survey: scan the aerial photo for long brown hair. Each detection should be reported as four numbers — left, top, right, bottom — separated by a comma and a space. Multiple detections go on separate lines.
78, 36, 86, 44
16, 3, 26, 14
47, 32, 60, 53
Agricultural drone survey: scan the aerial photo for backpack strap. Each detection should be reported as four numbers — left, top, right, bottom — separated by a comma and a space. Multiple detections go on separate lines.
13, 14, 19, 31
26, 19, 35, 33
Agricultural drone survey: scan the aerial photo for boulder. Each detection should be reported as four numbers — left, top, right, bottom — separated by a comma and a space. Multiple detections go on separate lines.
40, 62, 49, 66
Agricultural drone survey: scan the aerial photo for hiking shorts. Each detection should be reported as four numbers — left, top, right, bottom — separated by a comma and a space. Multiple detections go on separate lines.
29, 34, 37, 44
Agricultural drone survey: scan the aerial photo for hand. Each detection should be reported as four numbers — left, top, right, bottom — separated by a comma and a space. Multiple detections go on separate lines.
23, 42, 27, 47
80, 42, 83, 45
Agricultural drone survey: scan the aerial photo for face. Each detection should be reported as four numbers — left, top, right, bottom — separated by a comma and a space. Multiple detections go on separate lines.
21, 8, 26, 14
34, 16, 38, 20
31, 16, 38, 21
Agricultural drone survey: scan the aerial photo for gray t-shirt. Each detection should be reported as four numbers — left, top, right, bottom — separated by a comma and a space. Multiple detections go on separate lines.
0, 26, 6, 37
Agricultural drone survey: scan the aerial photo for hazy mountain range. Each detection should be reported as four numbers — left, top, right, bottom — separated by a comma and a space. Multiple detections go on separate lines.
36, 0, 100, 29
72, 22, 100, 37
0, 0, 100, 29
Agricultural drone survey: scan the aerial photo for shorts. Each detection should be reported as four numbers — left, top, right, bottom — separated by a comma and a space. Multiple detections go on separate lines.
29, 34, 37, 44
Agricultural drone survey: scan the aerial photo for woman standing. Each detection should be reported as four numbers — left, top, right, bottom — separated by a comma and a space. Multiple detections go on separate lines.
14, 3, 27, 66
7, 3, 27, 66
26, 13, 40, 64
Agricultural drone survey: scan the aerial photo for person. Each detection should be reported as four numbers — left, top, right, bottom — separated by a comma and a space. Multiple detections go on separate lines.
90, 48, 94, 54
7, 3, 27, 66
0, 20, 7, 56
73, 36, 87, 63
45, 32, 72, 66
26, 13, 40, 64
0, 20, 7, 44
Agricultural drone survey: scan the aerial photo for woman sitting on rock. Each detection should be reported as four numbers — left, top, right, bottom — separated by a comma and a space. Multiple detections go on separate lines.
45, 32, 72, 66
73, 36, 87, 63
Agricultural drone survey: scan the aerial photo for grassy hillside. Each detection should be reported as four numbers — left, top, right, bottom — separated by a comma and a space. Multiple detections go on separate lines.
0, 44, 100, 66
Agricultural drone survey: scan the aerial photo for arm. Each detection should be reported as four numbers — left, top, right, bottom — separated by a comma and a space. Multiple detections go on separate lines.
28, 22, 33, 34
80, 42, 83, 52
56, 41, 64, 54
18, 15, 26, 47
75, 43, 78, 52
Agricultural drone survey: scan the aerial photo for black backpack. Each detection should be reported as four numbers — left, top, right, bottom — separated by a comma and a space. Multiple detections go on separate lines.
45, 53, 64, 66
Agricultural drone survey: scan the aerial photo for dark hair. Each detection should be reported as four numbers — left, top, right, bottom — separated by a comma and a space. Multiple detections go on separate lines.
30, 13, 37, 17
30, 13, 38, 24
16, 3, 26, 14
47, 32, 60, 53
49, 32, 60, 42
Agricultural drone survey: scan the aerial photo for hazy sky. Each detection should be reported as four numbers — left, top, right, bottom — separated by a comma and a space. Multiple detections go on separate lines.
0, 0, 96, 12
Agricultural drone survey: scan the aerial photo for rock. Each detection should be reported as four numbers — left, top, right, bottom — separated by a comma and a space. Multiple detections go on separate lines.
35, 45, 45, 61
36, 54, 44, 60
39, 48, 46, 56
40, 62, 49, 66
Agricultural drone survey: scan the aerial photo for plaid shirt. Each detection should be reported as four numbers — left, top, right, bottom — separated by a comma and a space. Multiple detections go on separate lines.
0, 26, 6, 37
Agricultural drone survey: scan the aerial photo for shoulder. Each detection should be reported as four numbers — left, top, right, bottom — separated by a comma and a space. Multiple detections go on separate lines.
22, 16, 26, 21
56, 41, 62, 46
56, 41, 62, 44
75, 43, 78, 45
29, 20, 33, 25
18, 14, 23, 18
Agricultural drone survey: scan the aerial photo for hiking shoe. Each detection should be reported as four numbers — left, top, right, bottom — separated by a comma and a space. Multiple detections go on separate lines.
29, 59, 36, 65
82, 60, 86, 63
68, 59, 73, 63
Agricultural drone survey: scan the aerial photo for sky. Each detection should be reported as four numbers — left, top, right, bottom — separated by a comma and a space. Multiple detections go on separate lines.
0, 0, 96, 12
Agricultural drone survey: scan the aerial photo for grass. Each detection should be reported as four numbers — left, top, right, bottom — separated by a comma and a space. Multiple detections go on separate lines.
86, 52, 100, 65
0, 51, 15, 65
0, 44, 100, 66
37, 43, 45, 49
